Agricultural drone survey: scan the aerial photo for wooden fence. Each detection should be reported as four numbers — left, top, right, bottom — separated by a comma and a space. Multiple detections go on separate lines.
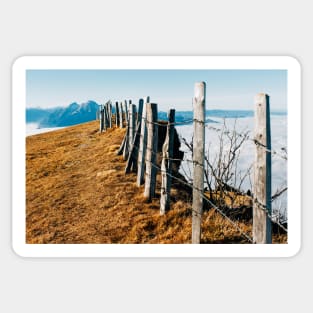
98, 83, 286, 244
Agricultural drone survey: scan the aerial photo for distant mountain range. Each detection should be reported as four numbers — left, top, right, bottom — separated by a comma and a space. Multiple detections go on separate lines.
26, 101, 286, 128
27, 101, 100, 127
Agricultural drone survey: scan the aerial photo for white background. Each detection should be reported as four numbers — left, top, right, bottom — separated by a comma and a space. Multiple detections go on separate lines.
0, 1, 310, 312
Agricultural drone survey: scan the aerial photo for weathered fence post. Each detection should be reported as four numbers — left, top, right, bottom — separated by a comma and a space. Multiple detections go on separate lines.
253, 93, 272, 244
109, 102, 113, 128
123, 100, 128, 126
125, 97, 147, 174
192, 82, 206, 244
99, 106, 104, 132
122, 101, 129, 159
144, 103, 158, 201
129, 98, 144, 171
137, 98, 144, 124
160, 109, 175, 215
116, 132, 126, 155
125, 104, 138, 173
115, 101, 120, 127
105, 103, 109, 127
119, 102, 124, 128
129, 104, 136, 153
125, 122, 141, 173
136, 98, 149, 186
127, 100, 132, 135
104, 105, 109, 130
123, 125, 129, 160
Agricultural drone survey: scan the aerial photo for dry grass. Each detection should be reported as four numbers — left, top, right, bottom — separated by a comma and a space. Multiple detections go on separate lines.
26, 121, 287, 244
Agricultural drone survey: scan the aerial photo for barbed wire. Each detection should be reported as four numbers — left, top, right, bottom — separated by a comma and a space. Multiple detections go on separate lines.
106, 116, 288, 236
102, 102, 288, 237
129, 141, 254, 243
272, 187, 288, 201
122, 127, 288, 203
115, 124, 287, 194
204, 124, 288, 161
161, 156, 287, 236
252, 139, 288, 160
128, 131, 288, 234
253, 197, 288, 233
148, 157, 255, 243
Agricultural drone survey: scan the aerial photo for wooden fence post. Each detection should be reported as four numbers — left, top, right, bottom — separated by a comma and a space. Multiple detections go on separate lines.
192, 82, 206, 244
122, 124, 129, 160
125, 97, 147, 174
137, 100, 148, 186
109, 102, 113, 128
119, 102, 124, 128
127, 99, 132, 135
160, 109, 175, 215
129, 104, 136, 153
129, 98, 144, 171
144, 103, 158, 201
105, 103, 109, 128
137, 98, 144, 124
99, 107, 104, 132
122, 101, 129, 159
103, 106, 108, 131
116, 133, 126, 155
253, 93, 272, 244
125, 104, 137, 173
125, 121, 141, 173
123, 100, 128, 126
115, 101, 120, 127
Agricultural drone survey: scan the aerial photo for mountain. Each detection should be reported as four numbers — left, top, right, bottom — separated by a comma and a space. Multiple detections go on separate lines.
26, 108, 52, 123
40, 100, 100, 127
26, 101, 100, 127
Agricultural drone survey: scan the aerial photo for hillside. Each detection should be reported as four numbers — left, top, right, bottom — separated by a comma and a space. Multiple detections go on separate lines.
26, 121, 287, 244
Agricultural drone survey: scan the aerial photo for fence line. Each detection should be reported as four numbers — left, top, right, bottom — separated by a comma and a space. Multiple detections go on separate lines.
120, 130, 288, 235
108, 114, 288, 234
107, 115, 287, 233
98, 85, 288, 243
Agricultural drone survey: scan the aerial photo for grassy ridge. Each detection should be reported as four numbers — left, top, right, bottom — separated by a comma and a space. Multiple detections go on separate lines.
26, 121, 286, 244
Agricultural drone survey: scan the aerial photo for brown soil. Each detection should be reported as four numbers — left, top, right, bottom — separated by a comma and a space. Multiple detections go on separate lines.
26, 121, 287, 244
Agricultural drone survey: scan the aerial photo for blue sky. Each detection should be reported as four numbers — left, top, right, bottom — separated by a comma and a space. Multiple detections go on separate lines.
26, 69, 287, 111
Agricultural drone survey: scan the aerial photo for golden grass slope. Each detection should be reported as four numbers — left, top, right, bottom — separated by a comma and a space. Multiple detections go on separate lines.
26, 121, 286, 244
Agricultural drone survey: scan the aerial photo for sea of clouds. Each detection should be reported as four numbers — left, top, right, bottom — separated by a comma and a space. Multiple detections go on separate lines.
176, 114, 287, 220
